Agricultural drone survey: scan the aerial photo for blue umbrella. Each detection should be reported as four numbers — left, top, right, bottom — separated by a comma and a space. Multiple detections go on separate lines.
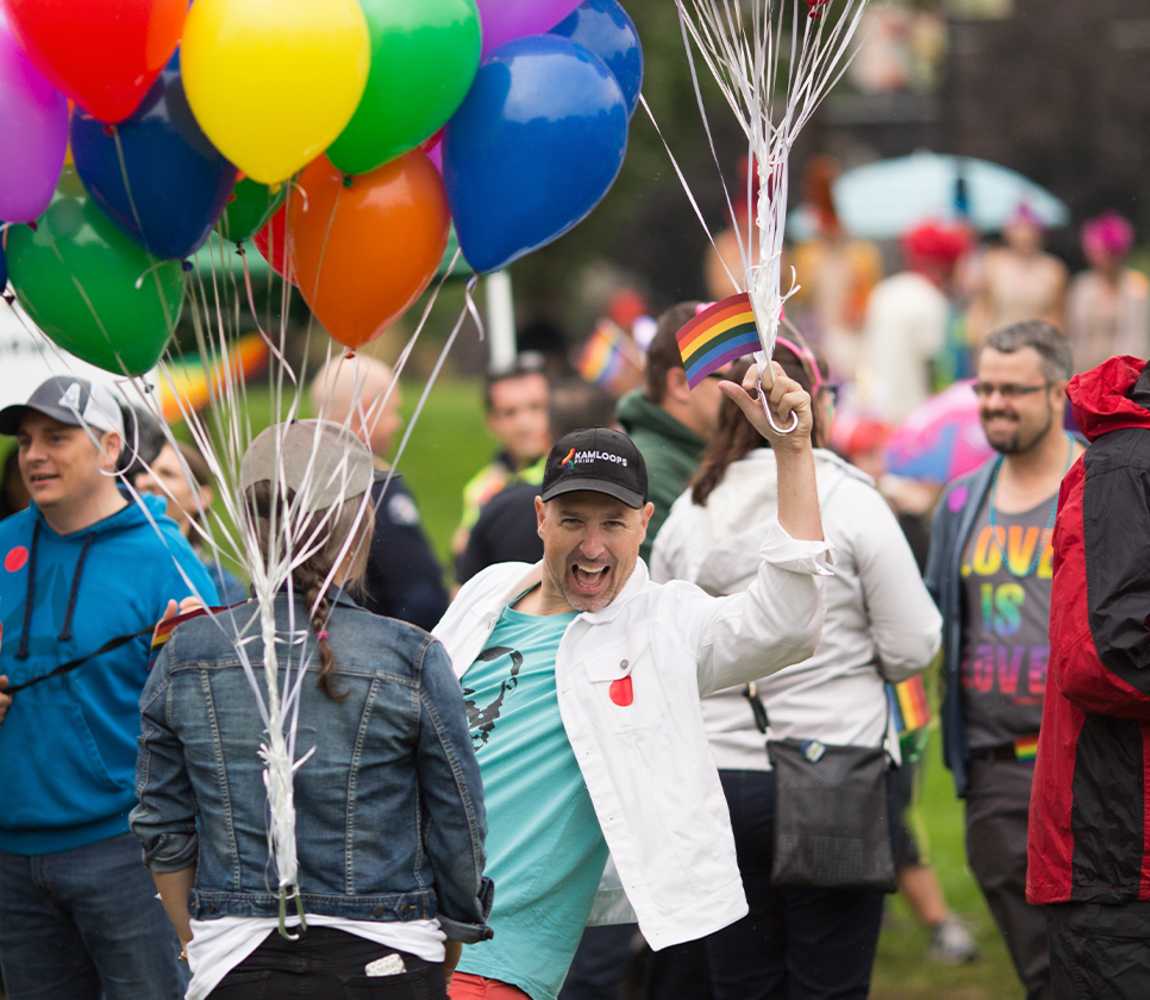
790, 151, 1069, 239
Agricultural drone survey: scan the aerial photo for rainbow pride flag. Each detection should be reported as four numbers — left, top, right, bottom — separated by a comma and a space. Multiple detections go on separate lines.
576, 322, 628, 387
1013, 734, 1039, 761
889, 675, 932, 734
676, 292, 762, 388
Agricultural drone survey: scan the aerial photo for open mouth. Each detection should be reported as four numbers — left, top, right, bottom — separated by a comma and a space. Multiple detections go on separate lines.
27, 473, 59, 489
570, 562, 612, 597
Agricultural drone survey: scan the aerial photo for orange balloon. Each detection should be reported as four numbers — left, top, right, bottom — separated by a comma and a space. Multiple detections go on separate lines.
290, 153, 450, 350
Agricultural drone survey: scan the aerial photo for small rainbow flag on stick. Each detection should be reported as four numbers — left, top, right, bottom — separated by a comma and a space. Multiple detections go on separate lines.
576, 321, 642, 389
676, 292, 762, 388
1013, 734, 1040, 761
890, 675, 932, 734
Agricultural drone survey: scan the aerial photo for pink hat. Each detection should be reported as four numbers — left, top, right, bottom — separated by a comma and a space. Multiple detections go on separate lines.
1082, 211, 1134, 259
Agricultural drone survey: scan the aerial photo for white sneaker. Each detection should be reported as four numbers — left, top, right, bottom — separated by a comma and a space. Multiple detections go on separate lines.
928, 917, 979, 965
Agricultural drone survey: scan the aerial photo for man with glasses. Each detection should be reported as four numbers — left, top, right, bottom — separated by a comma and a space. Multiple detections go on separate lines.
925, 321, 1081, 1000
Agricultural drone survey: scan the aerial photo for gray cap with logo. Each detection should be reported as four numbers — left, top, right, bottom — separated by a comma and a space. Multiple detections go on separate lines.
0, 376, 126, 438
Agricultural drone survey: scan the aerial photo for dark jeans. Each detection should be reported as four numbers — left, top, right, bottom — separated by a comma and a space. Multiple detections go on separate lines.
964, 758, 1050, 1000
560, 925, 643, 1000
210, 926, 446, 999
0, 833, 187, 1000
645, 770, 887, 1000
708, 769, 886, 1000
1047, 901, 1150, 1000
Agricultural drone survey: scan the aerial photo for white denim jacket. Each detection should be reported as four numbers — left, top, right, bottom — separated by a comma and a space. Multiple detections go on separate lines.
432, 522, 830, 951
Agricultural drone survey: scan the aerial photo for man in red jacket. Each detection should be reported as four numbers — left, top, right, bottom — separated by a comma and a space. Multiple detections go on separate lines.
1028, 354, 1150, 999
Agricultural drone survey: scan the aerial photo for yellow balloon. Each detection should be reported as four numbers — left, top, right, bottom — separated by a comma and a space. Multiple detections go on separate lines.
182, 0, 370, 185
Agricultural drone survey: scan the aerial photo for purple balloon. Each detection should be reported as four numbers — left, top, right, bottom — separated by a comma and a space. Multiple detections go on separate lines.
476, 0, 583, 58
0, 12, 67, 223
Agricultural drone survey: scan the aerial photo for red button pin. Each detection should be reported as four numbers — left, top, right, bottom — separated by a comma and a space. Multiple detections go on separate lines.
4, 546, 28, 573
609, 663, 634, 707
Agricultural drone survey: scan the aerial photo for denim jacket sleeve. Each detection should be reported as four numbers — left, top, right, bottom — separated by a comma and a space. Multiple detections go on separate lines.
416, 637, 494, 943
130, 640, 199, 874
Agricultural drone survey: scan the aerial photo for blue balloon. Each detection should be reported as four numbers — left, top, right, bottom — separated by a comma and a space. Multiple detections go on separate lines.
71, 55, 236, 260
445, 36, 628, 274
551, 0, 643, 117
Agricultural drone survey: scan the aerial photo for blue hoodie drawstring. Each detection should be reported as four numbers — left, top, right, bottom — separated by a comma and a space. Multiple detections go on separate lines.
15, 522, 96, 657
15, 520, 40, 661
57, 535, 95, 644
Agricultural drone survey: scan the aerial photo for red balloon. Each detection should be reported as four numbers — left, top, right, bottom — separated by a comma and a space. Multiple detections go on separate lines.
3, 0, 187, 123
253, 202, 296, 286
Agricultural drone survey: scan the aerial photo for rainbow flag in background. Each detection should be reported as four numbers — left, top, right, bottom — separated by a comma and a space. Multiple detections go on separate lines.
676, 292, 762, 388
889, 675, 932, 734
157, 332, 269, 423
576, 321, 629, 387
1013, 734, 1040, 761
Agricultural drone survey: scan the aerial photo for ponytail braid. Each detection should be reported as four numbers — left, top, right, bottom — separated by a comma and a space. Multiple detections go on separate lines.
246, 481, 374, 703
297, 560, 345, 702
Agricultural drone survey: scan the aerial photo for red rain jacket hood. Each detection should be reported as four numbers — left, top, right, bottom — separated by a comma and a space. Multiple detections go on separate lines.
1068, 354, 1150, 441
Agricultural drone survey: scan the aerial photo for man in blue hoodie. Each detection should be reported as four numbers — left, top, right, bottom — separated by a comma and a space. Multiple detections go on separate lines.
0, 376, 217, 999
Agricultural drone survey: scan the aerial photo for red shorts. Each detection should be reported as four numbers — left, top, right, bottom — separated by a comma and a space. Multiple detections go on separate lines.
449, 971, 531, 999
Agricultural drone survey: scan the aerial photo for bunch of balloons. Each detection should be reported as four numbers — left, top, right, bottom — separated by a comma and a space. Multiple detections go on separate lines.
0, 0, 642, 369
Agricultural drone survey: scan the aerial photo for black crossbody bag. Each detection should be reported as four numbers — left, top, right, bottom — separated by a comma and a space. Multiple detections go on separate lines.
744, 682, 896, 892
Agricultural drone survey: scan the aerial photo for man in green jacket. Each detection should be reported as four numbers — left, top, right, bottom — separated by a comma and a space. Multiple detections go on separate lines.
617, 301, 729, 563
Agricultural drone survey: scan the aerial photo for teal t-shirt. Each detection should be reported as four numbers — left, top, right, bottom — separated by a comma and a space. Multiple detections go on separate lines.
457, 605, 609, 1000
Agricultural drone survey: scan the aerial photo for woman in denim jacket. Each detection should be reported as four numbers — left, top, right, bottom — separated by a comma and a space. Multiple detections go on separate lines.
131, 421, 492, 1000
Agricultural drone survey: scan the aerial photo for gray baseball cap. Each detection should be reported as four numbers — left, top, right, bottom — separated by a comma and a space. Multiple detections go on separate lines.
0, 376, 126, 438
240, 420, 374, 514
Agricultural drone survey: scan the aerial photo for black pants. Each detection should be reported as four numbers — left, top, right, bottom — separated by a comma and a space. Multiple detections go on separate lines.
209, 927, 446, 1000
645, 769, 887, 1000
560, 925, 643, 1000
1047, 901, 1150, 1000
964, 758, 1050, 999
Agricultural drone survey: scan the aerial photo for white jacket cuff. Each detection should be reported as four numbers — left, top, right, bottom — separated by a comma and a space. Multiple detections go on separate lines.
761, 520, 834, 576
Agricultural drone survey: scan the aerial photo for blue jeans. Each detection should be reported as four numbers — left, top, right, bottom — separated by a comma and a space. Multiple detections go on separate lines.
0, 833, 187, 999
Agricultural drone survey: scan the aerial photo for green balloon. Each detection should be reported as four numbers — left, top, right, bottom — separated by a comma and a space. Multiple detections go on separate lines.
219, 178, 286, 244
6, 169, 185, 377
327, 0, 482, 175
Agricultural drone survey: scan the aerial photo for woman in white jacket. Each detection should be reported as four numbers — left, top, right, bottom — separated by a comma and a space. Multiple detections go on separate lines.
651, 343, 942, 1000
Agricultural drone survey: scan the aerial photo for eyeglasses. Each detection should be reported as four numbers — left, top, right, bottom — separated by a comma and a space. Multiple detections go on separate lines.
970, 381, 1050, 401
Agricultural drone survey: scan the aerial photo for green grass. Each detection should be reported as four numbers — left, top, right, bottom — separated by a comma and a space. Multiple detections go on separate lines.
871, 740, 1021, 999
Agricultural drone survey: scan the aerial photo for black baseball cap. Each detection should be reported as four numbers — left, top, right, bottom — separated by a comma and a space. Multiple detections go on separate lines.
540, 428, 648, 509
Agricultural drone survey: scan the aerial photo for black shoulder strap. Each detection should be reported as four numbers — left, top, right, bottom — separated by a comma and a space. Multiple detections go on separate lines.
743, 680, 892, 753
6, 626, 152, 695
743, 682, 770, 735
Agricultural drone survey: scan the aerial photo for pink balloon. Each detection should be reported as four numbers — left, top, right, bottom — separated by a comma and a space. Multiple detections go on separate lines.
0, 10, 67, 222
420, 131, 444, 175
476, 0, 583, 58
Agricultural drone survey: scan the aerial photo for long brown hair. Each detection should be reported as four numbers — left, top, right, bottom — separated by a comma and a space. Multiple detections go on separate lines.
247, 483, 374, 701
690, 341, 828, 507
